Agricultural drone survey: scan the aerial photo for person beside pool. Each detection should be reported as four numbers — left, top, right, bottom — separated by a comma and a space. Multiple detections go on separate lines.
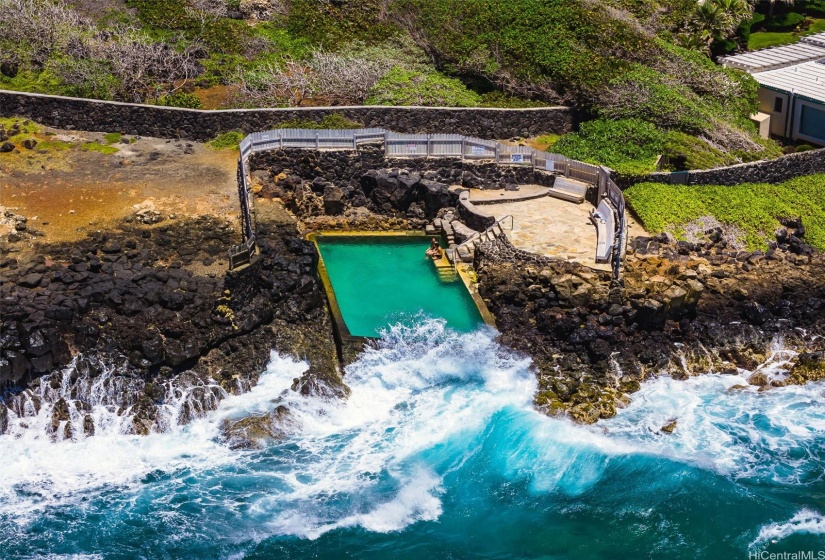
426, 237, 441, 259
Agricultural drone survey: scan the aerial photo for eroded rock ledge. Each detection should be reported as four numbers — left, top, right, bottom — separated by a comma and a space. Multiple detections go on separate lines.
0, 209, 344, 439
476, 233, 825, 423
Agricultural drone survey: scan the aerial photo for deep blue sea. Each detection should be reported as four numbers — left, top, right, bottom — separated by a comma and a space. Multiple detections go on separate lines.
1, 321, 823, 559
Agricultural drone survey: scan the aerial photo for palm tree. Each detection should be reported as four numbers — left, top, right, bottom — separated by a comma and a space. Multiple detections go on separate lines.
695, 0, 751, 45
756, 0, 797, 18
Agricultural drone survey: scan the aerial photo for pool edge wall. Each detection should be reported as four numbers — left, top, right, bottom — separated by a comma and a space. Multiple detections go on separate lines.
307, 231, 496, 363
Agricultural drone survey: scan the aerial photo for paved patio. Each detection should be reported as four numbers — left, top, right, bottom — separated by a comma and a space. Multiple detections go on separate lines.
467, 185, 645, 271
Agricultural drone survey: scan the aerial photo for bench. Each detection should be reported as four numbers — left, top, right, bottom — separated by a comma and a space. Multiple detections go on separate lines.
590, 199, 616, 263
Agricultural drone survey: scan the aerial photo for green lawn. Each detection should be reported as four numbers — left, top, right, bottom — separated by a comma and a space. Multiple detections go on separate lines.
809, 18, 825, 33
748, 19, 825, 50
748, 31, 799, 50
625, 174, 825, 250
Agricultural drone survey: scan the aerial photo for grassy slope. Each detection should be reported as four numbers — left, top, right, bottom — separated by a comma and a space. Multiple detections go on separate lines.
625, 174, 825, 250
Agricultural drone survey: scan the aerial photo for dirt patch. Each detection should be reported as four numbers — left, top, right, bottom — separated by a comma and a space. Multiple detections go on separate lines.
1, 119, 240, 246
194, 84, 240, 110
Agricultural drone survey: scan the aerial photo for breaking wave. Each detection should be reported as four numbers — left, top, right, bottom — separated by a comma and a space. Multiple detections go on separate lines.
0, 319, 823, 558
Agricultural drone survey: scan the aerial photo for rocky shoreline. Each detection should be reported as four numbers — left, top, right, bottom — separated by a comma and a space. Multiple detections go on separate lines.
0, 205, 344, 444
476, 229, 825, 423
2, 139, 824, 440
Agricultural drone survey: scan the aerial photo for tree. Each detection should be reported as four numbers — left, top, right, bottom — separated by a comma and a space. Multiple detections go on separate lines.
234, 49, 394, 107
763, 0, 796, 17
691, 0, 752, 49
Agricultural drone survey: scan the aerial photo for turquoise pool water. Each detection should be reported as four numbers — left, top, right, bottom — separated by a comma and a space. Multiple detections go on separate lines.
315, 236, 483, 337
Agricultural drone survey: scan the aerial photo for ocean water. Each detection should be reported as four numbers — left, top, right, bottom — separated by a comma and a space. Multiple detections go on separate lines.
0, 320, 824, 559
316, 236, 483, 337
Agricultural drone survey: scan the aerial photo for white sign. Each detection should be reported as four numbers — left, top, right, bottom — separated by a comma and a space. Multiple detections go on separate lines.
510, 154, 524, 163
471, 145, 485, 155
407, 143, 418, 153
545, 160, 555, 171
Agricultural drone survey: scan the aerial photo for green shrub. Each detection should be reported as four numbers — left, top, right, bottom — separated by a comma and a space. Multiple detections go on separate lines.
803, 0, 825, 18
625, 174, 825, 250
103, 132, 123, 145
552, 119, 665, 175
202, 18, 254, 55
763, 12, 806, 31
208, 131, 245, 150
750, 12, 766, 29
662, 131, 735, 171
599, 65, 714, 132
251, 24, 312, 60
287, 0, 398, 48
796, 144, 817, 152
367, 67, 481, 107
154, 92, 203, 109
125, 0, 190, 30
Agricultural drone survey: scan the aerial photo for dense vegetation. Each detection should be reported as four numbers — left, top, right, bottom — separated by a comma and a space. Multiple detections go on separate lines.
747, 0, 825, 49
0, 0, 813, 170
625, 174, 825, 250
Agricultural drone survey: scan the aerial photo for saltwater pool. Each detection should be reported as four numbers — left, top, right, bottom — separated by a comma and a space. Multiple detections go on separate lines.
315, 235, 484, 337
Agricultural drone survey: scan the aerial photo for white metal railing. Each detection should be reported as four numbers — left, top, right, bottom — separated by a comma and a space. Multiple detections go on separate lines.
232, 128, 627, 278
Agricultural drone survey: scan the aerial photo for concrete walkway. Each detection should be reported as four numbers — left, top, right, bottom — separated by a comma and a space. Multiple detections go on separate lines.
457, 183, 646, 271
488, 194, 611, 270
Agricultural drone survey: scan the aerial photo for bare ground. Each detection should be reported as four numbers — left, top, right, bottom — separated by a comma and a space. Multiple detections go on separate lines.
1, 121, 241, 250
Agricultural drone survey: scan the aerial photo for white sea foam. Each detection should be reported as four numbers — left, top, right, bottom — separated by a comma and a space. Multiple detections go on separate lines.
752, 509, 825, 547
0, 320, 538, 540
248, 320, 537, 538
1, 319, 823, 546
600, 374, 825, 482
0, 353, 307, 526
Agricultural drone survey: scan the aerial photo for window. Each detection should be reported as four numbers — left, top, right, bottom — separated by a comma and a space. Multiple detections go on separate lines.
799, 104, 825, 142
774, 97, 783, 113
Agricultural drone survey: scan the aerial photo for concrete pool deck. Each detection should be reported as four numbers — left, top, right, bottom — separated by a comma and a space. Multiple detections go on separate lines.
465, 185, 645, 272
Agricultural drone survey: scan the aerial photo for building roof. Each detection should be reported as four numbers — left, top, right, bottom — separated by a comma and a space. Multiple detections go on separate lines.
720, 42, 825, 72
752, 59, 825, 104
801, 31, 825, 48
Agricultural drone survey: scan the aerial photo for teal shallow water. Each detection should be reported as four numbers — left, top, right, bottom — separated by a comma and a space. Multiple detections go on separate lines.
316, 236, 483, 337
1, 322, 824, 559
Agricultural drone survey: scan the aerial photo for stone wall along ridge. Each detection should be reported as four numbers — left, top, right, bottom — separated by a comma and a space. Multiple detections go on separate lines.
617, 148, 825, 188
0, 89, 573, 141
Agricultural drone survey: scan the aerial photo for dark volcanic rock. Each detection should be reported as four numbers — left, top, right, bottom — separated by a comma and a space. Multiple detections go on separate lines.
17, 273, 43, 288
0, 211, 344, 436
476, 236, 825, 424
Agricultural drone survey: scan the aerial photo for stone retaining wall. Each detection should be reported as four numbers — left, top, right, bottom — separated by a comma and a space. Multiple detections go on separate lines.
617, 148, 825, 188
455, 190, 495, 231
0, 90, 573, 141
249, 146, 557, 192
475, 234, 559, 268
